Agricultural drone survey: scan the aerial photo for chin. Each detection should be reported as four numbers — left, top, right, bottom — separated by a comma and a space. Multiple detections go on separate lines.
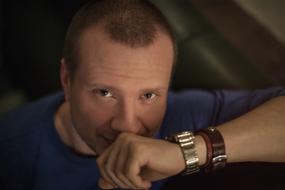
91, 137, 113, 155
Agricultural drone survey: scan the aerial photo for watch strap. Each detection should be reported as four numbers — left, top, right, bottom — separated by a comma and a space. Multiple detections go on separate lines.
196, 127, 227, 172
166, 131, 200, 175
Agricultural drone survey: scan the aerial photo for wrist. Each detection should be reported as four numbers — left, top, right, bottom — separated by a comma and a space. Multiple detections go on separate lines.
171, 142, 188, 173
196, 127, 227, 172
165, 131, 200, 175
165, 127, 227, 175
195, 135, 207, 166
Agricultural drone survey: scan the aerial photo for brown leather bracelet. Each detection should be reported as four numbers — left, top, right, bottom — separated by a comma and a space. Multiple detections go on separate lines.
195, 130, 213, 169
195, 127, 227, 172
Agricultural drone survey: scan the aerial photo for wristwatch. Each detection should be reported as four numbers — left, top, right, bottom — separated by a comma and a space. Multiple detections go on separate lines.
165, 131, 200, 175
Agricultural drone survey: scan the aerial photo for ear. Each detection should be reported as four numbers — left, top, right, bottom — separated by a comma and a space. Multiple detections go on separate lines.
60, 58, 72, 101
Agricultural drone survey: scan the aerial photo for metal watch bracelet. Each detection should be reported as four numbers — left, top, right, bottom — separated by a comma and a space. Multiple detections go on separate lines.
165, 131, 200, 175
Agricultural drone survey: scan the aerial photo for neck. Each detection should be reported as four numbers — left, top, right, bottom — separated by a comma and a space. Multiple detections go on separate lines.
54, 101, 97, 156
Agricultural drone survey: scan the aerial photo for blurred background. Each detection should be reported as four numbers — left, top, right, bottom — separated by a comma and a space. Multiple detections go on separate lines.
0, 0, 285, 189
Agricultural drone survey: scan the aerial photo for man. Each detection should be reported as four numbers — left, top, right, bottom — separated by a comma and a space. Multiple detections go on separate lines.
1, 0, 285, 189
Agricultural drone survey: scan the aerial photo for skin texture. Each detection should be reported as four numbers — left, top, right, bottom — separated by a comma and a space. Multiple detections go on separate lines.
55, 25, 285, 189
56, 25, 188, 189
61, 25, 173, 155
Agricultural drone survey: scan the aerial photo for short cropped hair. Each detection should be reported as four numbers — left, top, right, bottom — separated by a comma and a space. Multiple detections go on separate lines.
63, 0, 177, 79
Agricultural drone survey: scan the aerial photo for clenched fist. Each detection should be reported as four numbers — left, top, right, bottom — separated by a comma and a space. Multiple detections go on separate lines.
96, 132, 185, 189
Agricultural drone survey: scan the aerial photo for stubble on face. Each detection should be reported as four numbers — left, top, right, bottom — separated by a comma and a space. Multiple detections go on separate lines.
62, 25, 175, 155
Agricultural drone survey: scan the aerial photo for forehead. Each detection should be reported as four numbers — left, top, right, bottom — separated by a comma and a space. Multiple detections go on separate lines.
76, 26, 174, 88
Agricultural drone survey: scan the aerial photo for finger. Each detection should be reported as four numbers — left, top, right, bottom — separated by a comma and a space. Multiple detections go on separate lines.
98, 178, 115, 189
114, 142, 138, 189
125, 154, 151, 189
105, 142, 132, 189
97, 145, 118, 188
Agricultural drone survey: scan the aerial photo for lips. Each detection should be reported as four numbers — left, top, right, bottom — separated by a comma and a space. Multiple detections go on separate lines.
101, 135, 114, 144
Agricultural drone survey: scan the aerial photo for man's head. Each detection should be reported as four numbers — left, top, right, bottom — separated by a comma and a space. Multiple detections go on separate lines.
63, 0, 176, 80
61, 0, 176, 154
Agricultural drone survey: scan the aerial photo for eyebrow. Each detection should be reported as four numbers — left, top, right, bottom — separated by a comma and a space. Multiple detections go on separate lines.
86, 83, 168, 92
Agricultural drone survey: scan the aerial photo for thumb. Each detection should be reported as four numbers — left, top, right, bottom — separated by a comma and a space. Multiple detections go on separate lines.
98, 178, 116, 189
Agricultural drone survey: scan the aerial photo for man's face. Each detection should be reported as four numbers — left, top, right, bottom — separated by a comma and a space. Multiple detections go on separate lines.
63, 26, 174, 155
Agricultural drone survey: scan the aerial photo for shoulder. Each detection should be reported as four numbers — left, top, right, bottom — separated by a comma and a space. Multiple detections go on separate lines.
167, 86, 285, 108
0, 92, 64, 141
162, 86, 285, 134
160, 90, 217, 135
0, 92, 64, 186
167, 89, 216, 112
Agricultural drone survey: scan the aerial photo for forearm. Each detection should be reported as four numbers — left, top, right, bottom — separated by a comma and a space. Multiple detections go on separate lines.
96, 97, 285, 189
196, 96, 285, 164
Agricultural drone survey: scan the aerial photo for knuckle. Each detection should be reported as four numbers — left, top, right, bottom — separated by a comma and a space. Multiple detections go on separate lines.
129, 141, 143, 153
118, 132, 133, 143
96, 157, 104, 168
119, 132, 129, 138
96, 157, 102, 164
118, 133, 131, 145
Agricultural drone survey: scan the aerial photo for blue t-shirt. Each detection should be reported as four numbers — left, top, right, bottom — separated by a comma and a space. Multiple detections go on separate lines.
1, 87, 285, 190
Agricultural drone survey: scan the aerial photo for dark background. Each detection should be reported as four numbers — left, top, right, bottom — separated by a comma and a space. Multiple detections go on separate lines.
1, 0, 285, 189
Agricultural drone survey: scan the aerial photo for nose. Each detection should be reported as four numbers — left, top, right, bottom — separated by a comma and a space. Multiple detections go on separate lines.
110, 98, 142, 134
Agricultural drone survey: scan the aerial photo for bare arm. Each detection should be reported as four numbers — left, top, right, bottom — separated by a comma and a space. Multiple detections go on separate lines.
217, 96, 285, 163
97, 96, 285, 189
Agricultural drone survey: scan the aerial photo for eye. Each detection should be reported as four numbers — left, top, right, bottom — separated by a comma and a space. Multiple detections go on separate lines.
142, 92, 157, 102
93, 89, 113, 98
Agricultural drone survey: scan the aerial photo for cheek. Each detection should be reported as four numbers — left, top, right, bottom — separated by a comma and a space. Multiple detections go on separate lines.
71, 92, 114, 133
140, 100, 167, 134
70, 92, 117, 153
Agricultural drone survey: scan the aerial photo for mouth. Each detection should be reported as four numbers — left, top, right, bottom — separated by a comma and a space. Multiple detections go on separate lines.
101, 135, 114, 144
